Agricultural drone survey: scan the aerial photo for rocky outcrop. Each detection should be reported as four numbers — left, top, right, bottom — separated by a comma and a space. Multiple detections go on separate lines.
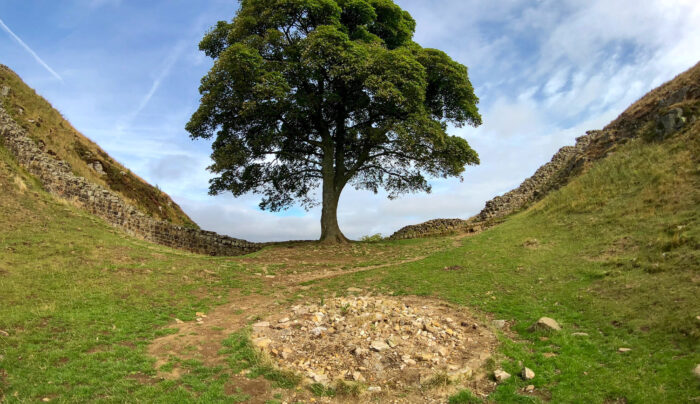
0, 104, 260, 256
474, 134, 593, 223
389, 218, 480, 241
390, 61, 700, 240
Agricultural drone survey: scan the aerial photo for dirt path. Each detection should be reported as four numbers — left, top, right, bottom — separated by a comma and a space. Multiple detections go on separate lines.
276, 253, 431, 285
148, 232, 491, 402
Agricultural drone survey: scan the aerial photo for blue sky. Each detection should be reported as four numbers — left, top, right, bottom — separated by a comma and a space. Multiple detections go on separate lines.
1, 0, 699, 241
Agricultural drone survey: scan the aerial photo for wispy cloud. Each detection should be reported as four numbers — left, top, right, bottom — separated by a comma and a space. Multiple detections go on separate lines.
0, 17, 63, 82
127, 41, 187, 123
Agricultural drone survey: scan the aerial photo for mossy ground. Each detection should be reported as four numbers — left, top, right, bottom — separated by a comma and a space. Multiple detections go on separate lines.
1, 126, 698, 402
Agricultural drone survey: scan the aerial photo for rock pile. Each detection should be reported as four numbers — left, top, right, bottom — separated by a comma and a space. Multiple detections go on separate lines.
250, 295, 499, 395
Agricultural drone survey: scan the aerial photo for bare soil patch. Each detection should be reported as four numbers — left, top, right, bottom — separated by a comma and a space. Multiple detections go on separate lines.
148, 294, 273, 376
147, 234, 499, 402
251, 295, 499, 401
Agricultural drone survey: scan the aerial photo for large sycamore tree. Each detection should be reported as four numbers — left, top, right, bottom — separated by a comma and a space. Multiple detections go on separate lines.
187, 0, 482, 243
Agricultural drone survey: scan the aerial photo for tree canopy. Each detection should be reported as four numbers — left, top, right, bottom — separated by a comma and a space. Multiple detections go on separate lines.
187, 0, 482, 242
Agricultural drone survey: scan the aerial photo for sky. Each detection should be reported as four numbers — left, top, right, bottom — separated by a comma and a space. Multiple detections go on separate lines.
1, 0, 699, 242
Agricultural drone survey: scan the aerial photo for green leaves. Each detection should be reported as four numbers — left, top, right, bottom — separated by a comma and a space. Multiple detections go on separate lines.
187, 0, 482, 220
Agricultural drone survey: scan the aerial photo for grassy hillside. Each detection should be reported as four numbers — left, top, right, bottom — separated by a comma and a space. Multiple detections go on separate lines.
1, 66, 699, 402
0, 65, 197, 227
317, 127, 699, 402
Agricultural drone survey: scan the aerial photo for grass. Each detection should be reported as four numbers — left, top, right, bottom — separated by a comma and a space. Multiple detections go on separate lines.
449, 389, 483, 404
1, 81, 699, 401
0, 65, 197, 227
221, 329, 301, 389
312, 129, 700, 402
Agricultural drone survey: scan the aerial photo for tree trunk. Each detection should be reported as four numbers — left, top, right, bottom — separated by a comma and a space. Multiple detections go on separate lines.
319, 186, 349, 243
319, 163, 349, 243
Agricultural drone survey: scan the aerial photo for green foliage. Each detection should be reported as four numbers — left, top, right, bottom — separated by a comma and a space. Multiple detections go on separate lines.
3, 103, 697, 402
221, 329, 301, 389
448, 389, 483, 404
187, 0, 481, 223
308, 382, 336, 397
315, 132, 700, 402
360, 233, 383, 242
334, 379, 362, 396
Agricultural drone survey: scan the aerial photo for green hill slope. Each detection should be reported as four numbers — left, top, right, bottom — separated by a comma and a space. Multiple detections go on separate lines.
0, 64, 698, 402
0, 65, 197, 227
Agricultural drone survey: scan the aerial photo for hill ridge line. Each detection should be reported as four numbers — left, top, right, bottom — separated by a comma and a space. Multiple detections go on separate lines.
390, 61, 700, 240
0, 102, 261, 256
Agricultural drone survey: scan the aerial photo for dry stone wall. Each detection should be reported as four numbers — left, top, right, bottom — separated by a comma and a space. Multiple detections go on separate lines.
0, 103, 260, 256
390, 75, 699, 240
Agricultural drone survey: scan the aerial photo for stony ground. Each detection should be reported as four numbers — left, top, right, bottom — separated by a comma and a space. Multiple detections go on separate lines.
250, 294, 500, 402
146, 237, 504, 403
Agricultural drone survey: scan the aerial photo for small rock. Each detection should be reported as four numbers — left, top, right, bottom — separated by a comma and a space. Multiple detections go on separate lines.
311, 326, 327, 336
0, 86, 10, 97
42, 398, 51, 403
311, 371, 328, 384
253, 337, 272, 348
278, 317, 290, 323
525, 384, 535, 393
618, 347, 631, 353
492, 320, 507, 329
353, 347, 368, 356
448, 366, 473, 380
542, 353, 557, 358
370, 340, 390, 352
0, 329, 9, 337
572, 332, 589, 337
174, 318, 184, 324
367, 386, 382, 393
494, 369, 511, 382
694, 364, 700, 379
415, 352, 433, 362
521, 367, 535, 380
386, 337, 398, 348
402, 355, 417, 366
252, 321, 270, 328
352, 371, 365, 382
195, 312, 206, 317
531, 317, 561, 331
437, 346, 449, 357
347, 287, 363, 293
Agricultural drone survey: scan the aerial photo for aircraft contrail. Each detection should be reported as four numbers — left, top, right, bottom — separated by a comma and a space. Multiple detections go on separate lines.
0, 17, 63, 82
132, 42, 186, 120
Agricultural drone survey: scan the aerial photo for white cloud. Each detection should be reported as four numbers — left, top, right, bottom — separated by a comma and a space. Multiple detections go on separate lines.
5, 1, 699, 242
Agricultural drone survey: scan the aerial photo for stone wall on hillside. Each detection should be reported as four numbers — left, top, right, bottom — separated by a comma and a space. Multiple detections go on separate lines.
390, 76, 699, 240
0, 103, 260, 256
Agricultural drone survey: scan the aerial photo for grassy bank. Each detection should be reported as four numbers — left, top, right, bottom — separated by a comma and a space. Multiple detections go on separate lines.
1, 128, 698, 402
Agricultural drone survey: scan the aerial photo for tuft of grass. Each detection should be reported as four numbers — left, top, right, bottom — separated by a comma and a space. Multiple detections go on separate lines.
221, 329, 301, 389
449, 389, 483, 404
334, 380, 362, 397
308, 382, 336, 397
421, 371, 452, 390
